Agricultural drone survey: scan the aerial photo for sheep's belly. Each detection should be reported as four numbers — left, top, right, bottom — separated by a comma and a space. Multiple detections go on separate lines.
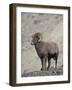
37, 49, 48, 58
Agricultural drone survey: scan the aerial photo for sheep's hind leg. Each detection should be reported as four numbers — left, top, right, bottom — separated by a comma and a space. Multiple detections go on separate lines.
54, 55, 58, 69
47, 60, 51, 70
53, 57, 57, 74
55, 59, 57, 69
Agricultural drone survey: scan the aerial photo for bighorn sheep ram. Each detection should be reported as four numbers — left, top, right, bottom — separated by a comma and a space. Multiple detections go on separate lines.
31, 32, 59, 71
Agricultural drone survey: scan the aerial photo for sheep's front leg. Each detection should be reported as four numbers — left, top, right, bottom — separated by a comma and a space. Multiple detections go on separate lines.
41, 57, 47, 71
42, 57, 46, 71
47, 57, 51, 70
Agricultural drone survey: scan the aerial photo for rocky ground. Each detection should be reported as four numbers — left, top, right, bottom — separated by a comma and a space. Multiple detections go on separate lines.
22, 66, 63, 77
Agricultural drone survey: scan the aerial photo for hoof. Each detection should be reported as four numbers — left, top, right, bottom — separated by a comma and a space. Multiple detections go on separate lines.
41, 68, 47, 71
41, 68, 43, 71
47, 67, 49, 70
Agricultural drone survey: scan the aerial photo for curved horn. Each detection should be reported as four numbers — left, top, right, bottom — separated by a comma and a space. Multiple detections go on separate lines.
37, 33, 42, 42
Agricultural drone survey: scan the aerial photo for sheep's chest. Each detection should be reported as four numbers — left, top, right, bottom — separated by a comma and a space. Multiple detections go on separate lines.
35, 42, 48, 58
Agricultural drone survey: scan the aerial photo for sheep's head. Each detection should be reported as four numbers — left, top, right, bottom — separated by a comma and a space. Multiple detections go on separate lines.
31, 32, 42, 45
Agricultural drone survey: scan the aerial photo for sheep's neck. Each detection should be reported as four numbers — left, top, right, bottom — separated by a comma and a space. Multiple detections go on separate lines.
34, 42, 42, 54
35, 42, 39, 49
